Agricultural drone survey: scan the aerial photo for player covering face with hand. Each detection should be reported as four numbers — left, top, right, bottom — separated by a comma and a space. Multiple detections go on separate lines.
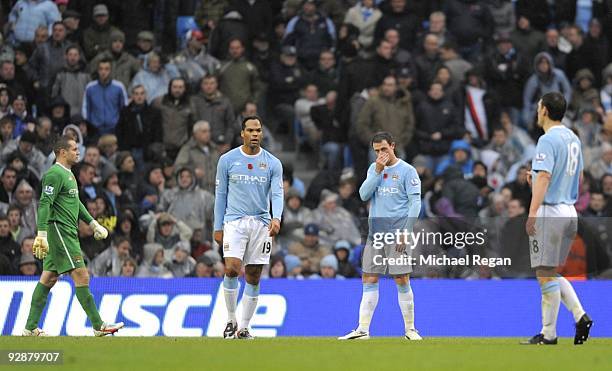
522, 92, 592, 345
214, 116, 283, 339
340, 132, 422, 340
23, 136, 124, 337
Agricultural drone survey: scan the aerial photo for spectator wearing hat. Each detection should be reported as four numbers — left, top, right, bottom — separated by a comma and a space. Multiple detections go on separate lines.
2, 131, 46, 177
334, 240, 357, 278
281, 187, 313, 242
188, 254, 215, 277
344, 0, 382, 50
29, 21, 70, 106
522, 52, 571, 128
18, 253, 39, 276
284, 0, 336, 70
82, 58, 129, 135
5, 151, 41, 194
130, 31, 156, 65
146, 212, 193, 252
62, 9, 81, 44
167, 29, 220, 91
312, 189, 361, 246
284, 254, 304, 279
114, 208, 144, 262
208, 8, 249, 61
570, 69, 600, 115
174, 120, 219, 194
136, 243, 173, 277
82, 4, 121, 60
190, 75, 234, 151
158, 166, 214, 243
51, 45, 91, 116
288, 223, 332, 276
47, 95, 71, 131
116, 84, 162, 167
217, 38, 264, 113
6, 0, 61, 44
168, 241, 196, 277
89, 30, 141, 89
313, 254, 344, 279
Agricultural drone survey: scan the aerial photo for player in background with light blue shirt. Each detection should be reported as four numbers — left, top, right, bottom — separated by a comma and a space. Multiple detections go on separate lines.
214, 116, 283, 339
340, 132, 422, 341
522, 92, 593, 345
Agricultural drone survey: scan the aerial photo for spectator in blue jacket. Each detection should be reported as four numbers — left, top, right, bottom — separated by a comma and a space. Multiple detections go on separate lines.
7, 0, 61, 45
82, 58, 128, 136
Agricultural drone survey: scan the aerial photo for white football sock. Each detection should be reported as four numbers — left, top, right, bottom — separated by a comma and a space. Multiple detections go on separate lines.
558, 276, 586, 323
397, 283, 414, 332
239, 283, 259, 330
223, 276, 238, 323
357, 283, 379, 333
540, 279, 561, 340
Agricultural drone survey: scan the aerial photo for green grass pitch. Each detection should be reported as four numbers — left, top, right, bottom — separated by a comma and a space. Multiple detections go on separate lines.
1, 337, 611, 371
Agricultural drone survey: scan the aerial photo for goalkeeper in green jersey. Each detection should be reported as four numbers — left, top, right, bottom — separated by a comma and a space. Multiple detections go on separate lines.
23, 136, 124, 337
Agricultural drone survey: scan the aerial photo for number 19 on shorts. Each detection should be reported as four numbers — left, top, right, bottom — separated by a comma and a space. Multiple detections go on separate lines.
262, 241, 271, 254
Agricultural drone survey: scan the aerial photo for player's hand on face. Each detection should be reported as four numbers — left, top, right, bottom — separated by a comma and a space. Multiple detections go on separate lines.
395, 243, 406, 253
213, 230, 223, 246
268, 218, 281, 237
525, 216, 537, 236
375, 152, 389, 173
33, 232, 49, 260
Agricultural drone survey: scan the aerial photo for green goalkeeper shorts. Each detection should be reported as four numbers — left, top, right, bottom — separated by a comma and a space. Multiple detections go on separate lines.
42, 221, 86, 274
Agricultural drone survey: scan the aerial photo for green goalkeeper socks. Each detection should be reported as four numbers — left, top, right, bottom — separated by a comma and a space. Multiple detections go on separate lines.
75, 286, 103, 330
25, 283, 51, 331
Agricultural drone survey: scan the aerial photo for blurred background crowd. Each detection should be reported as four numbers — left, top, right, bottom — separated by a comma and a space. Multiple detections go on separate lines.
0, 0, 611, 280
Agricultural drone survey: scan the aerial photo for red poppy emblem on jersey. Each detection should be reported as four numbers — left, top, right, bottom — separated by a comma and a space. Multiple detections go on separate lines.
247, 163, 253, 170
383, 173, 388, 179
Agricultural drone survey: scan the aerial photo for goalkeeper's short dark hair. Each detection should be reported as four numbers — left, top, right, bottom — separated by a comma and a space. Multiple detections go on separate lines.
53, 135, 74, 155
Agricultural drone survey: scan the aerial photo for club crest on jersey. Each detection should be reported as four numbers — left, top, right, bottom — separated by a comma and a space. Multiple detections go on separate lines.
392, 174, 400, 181
259, 162, 267, 170
44, 185, 54, 195
73, 255, 83, 264
535, 153, 546, 162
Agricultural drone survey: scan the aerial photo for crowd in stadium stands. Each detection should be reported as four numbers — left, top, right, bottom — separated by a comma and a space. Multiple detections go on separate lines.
0, 0, 611, 280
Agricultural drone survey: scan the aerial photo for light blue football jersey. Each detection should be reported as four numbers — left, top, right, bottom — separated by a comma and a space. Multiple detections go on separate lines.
213, 147, 284, 230
359, 159, 421, 219
532, 125, 583, 205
